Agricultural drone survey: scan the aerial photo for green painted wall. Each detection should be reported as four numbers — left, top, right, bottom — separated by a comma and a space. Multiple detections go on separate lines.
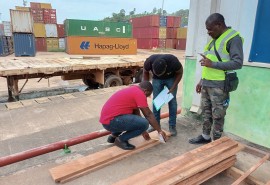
182, 57, 270, 148
225, 66, 270, 148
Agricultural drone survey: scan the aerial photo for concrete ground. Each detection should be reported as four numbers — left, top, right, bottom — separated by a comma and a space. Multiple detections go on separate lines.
0, 50, 270, 185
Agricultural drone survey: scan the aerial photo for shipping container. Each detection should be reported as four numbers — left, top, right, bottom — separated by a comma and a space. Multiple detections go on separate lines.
133, 27, 159, 39
0, 36, 13, 56
35, 38, 47, 51
30, 2, 41, 9
10, 10, 33, 33
45, 24, 58, 37
46, 38, 59, 51
159, 39, 166, 48
15, 6, 30, 11
176, 27, 187, 39
58, 38, 65, 50
31, 8, 44, 23
3, 21, 12, 36
166, 16, 181, 28
43, 9, 57, 24
33, 23, 46, 37
40, 3, 52, 9
0, 24, 4, 36
166, 39, 177, 49
13, 33, 36, 57
159, 16, 167, 27
176, 38, 186, 50
130, 15, 160, 28
57, 24, 65, 38
64, 19, 132, 38
166, 28, 177, 39
159, 27, 166, 39
66, 36, 137, 55
137, 38, 166, 49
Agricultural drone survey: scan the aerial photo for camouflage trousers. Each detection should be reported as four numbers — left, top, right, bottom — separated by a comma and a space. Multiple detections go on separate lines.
201, 86, 229, 140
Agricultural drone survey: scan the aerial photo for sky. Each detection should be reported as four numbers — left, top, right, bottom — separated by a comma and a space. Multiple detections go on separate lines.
0, 0, 190, 23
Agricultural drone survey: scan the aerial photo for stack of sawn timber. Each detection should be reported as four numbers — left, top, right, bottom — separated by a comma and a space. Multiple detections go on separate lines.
114, 137, 244, 185
49, 131, 171, 183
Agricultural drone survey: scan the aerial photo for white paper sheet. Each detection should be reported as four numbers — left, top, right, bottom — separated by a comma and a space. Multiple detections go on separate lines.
153, 86, 174, 111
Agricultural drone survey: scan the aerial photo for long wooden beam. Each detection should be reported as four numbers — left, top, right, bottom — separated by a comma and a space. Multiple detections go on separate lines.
49, 131, 170, 183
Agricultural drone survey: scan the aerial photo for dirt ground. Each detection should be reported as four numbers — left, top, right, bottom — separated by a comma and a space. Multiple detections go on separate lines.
0, 49, 270, 185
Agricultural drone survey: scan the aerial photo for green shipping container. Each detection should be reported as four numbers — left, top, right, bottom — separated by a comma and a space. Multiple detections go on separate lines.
64, 19, 132, 38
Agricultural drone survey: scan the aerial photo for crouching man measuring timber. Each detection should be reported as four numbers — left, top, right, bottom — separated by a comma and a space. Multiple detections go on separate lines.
100, 81, 167, 150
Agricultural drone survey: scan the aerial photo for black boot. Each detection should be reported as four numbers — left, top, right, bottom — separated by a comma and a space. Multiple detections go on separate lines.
169, 125, 177, 136
189, 135, 211, 144
114, 138, 135, 150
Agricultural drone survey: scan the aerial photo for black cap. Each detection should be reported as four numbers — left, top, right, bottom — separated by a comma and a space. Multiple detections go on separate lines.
152, 59, 167, 76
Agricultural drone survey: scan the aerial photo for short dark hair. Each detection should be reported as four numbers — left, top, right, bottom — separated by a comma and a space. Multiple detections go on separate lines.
152, 58, 167, 76
139, 81, 153, 92
206, 13, 225, 25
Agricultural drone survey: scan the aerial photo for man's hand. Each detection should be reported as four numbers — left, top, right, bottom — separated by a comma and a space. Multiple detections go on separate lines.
168, 87, 175, 94
159, 130, 168, 142
142, 131, 151, 140
200, 57, 213, 67
196, 81, 202, 94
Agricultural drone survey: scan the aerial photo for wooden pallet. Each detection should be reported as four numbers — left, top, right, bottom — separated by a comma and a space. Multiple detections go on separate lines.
49, 131, 170, 183
114, 137, 243, 185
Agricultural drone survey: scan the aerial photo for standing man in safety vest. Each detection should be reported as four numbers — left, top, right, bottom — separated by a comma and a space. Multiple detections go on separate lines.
189, 13, 244, 144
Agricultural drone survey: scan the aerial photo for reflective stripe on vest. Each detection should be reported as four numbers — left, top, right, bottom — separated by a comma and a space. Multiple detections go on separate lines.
202, 29, 240, 80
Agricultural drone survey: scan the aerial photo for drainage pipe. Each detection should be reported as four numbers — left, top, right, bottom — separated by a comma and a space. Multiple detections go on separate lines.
0, 108, 181, 167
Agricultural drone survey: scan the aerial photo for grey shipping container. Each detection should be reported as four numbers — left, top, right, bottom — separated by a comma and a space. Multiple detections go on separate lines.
45, 24, 58, 37
0, 36, 13, 56
3, 21, 12, 36
10, 10, 34, 33
64, 19, 132, 38
13, 33, 36, 57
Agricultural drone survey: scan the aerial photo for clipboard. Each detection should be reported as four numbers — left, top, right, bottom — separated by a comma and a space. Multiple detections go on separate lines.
153, 87, 174, 111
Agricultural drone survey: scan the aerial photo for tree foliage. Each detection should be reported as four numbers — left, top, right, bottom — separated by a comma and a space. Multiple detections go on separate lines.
102, 8, 189, 27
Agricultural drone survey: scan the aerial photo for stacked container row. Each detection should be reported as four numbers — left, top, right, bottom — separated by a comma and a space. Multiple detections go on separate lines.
176, 27, 187, 50
10, 9, 36, 56
131, 15, 182, 49
29, 2, 64, 52
64, 19, 137, 55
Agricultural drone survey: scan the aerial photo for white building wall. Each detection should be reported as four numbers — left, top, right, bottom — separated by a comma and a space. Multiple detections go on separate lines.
219, 0, 258, 62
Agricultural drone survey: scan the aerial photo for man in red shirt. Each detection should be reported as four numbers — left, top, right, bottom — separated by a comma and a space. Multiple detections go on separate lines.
100, 81, 167, 150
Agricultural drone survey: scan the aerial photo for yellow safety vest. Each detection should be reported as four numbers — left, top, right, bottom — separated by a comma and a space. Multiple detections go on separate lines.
202, 29, 241, 80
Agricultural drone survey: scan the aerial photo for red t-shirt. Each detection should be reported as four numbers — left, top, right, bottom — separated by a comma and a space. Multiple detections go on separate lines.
99, 85, 148, 124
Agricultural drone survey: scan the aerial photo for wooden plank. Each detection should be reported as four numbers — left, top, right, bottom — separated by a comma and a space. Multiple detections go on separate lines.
177, 156, 236, 185
49, 131, 170, 183
226, 167, 265, 185
59, 138, 162, 184
153, 144, 243, 185
113, 137, 240, 185
231, 154, 270, 185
